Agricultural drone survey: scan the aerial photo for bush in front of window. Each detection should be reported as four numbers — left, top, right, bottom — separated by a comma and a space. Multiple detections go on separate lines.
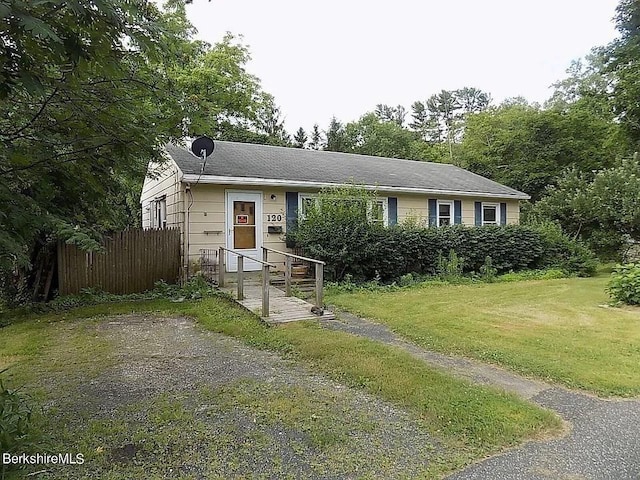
607, 263, 640, 305
287, 185, 385, 281
288, 187, 597, 282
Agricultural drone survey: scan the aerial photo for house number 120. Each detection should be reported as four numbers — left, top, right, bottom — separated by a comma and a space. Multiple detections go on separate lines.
266, 214, 282, 222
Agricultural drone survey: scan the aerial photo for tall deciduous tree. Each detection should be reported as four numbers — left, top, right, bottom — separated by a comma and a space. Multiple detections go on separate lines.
344, 113, 416, 158
546, 53, 613, 117
460, 103, 625, 200
0, 0, 278, 302
170, 32, 263, 136
604, 0, 640, 148
532, 158, 640, 258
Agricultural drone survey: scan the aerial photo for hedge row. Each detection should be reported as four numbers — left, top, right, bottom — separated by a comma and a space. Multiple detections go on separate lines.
290, 223, 597, 282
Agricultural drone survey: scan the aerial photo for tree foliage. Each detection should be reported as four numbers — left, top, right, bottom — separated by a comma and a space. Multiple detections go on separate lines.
460, 103, 625, 200
308, 123, 322, 150
604, 0, 640, 148
532, 158, 640, 258
324, 116, 348, 152
343, 113, 417, 158
374, 104, 406, 127
293, 127, 307, 148
169, 32, 263, 136
323, 112, 445, 161
0, 0, 278, 303
1, 0, 179, 273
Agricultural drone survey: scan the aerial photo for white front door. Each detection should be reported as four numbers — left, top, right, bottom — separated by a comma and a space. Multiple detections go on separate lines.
226, 191, 263, 272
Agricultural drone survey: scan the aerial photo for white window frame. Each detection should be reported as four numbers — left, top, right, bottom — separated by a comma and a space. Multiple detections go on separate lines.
482, 202, 499, 226
368, 198, 389, 227
151, 196, 167, 229
437, 200, 454, 227
298, 193, 318, 220
297, 193, 389, 227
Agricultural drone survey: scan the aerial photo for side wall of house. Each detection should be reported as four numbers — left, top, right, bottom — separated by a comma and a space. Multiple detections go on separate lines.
140, 160, 183, 230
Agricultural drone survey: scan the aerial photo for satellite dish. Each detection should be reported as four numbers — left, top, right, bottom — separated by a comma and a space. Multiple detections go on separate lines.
191, 136, 215, 158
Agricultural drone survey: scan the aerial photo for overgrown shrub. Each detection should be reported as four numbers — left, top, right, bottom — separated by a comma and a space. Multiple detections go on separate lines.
436, 250, 464, 282
4, 276, 220, 320
0, 369, 39, 462
289, 187, 597, 282
480, 256, 498, 282
533, 221, 598, 277
607, 263, 640, 305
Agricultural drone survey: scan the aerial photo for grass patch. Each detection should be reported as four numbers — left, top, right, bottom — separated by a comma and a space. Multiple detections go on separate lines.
1, 296, 562, 478
39, 383, 439, 479
328, 276, 640, 397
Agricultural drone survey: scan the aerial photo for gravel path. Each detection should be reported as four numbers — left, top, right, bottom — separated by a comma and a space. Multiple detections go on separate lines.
321, 311, 640, 480
41, 314, 443, 479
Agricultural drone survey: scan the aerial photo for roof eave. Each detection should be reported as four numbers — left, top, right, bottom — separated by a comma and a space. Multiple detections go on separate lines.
181, 174, 531, 200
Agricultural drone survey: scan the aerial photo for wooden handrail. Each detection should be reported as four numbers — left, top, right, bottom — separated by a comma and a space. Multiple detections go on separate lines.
219, 246, 276, 268
218, 246, 274, 318
261, 247, 325, 265
262, 246, 324, 309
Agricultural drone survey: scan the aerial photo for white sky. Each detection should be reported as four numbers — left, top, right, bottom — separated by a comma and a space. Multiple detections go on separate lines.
185, 0, 620, 134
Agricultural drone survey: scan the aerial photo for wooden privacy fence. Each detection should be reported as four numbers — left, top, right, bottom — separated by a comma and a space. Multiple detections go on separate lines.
57, 228, 181, 295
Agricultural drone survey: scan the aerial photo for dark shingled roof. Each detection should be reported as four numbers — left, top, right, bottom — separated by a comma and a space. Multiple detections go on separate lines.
165, 141, 529, 199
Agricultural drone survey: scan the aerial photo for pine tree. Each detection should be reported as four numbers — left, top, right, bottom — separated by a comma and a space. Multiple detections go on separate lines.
309, 123, 323, 150
293, 127, 308, 148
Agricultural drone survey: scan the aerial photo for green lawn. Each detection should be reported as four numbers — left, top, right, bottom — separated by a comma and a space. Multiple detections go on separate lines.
328, 276, 640, 397
1, 296, 561, 479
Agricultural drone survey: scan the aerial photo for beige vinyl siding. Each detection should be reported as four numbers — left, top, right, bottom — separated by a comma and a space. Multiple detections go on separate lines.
393, 195, 520, 226
460, 198, 520, 225
395, 194, 429, 227
146, 179, 523, 270
185, 184, 289, 268
506, 200, 520, 224
140, 161, 182, 229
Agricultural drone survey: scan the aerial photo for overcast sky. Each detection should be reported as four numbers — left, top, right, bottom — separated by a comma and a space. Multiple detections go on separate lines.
184, 0, 621, 133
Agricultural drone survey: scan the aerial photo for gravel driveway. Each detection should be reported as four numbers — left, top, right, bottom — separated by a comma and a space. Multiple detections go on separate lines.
35, 314, 443, 479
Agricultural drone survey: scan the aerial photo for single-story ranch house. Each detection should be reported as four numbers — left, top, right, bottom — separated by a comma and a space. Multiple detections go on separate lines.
140, 140, 529, 273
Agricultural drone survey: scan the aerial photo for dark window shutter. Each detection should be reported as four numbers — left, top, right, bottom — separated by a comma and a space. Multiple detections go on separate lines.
500, 202, 507, 225
388, 197, 398, 226
286, 192, 298, 233
475, 202, 482, 226
454, 200, 462, 225
428, 199, 437, 227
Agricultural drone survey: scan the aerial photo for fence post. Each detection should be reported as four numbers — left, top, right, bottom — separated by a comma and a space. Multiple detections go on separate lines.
237, 256, 244, 300
262, 247, 268, 263
285, 256, 292, 297
262, 264, 270, 317
315, 262, 323, 308
218, 247, 225, 287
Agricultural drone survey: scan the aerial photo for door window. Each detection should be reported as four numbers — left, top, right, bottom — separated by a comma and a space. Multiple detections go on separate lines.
233, 201, 256, 249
